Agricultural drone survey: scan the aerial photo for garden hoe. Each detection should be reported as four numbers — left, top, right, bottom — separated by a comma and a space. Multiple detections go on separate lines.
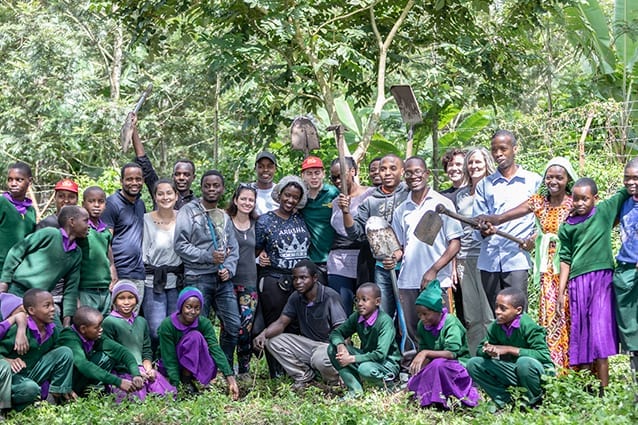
326, 124, 349, 195
390, 85, 422, 158
366, 216, 416, 354
413, 203, 524, 245
120, 83, 153, 153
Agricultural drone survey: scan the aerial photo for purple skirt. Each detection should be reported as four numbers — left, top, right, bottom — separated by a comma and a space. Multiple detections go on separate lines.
176, 330, 218, 386
407, 358, 479, 409
110, 365, 177, 402
568, 270, 619, 365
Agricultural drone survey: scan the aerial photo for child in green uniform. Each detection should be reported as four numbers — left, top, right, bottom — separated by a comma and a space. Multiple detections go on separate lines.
158, 287, 239, 399
78, 187, 116, 315
467, 287, 554, 409
407, 280, 478, 409
102, 281, 175, 401
0, 289, 76, 411
328, 283, 401, 397
0, 293, 29, 412
0, 162, 36, 275
0, 205, 89, 327
57, 306, 143, 396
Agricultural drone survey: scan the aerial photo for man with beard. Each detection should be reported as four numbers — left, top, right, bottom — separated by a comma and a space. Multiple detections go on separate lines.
129, 112, 196, 209
174, 170, 240, 369
391, 156, 462, 342
103, 164, 147, 306
474, 130, 541, 312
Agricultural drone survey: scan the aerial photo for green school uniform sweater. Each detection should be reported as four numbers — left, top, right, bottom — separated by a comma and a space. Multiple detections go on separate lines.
102, 314, 152, 366
417, 313, 471, 366
1, 227, 81, 317
0, 322, 59, 373
56, 328, 140, 387
0, 196, 36, 271
558, 188, 629, 280
77, 228, 112, 289
301, 184, 339, 264
329, 310, 401, 365
476, 313, 553, 369
157, 315, 233, 387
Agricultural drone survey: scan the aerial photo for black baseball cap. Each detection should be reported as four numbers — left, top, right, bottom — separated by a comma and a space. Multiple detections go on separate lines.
255, 151, 277, 166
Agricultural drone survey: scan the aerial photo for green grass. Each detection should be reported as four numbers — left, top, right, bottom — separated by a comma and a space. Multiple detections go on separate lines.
5, 355, 637, 425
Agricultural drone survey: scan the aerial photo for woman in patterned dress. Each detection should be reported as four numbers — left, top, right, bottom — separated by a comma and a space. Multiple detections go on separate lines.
479, 157, 577, 370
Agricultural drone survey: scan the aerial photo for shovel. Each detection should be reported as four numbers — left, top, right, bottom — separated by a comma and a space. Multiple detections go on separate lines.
120, 83, 153, 153
366, 216, 417, 354
414, 203, 524, 245
390, 85, 422, 158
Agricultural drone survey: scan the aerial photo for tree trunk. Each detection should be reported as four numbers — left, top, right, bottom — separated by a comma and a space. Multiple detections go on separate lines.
110, 24, 122, 101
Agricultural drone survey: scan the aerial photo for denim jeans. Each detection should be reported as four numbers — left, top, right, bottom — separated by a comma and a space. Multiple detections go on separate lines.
142, 285, 179, 345
184, 273, 240, 368
374, 266, 397, 319
328, 274, 356, 315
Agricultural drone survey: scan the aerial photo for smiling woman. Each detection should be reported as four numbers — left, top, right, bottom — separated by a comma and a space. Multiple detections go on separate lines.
254, 175, 310, 377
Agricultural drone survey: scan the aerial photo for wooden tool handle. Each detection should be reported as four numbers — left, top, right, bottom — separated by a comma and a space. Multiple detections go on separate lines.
435, 204, 525, 245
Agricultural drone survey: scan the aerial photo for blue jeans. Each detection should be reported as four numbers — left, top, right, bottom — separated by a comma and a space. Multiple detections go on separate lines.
328, 274, 356, 315
374, 266, 397, 319
184, 273, 240, 368
142, 285, 179, 343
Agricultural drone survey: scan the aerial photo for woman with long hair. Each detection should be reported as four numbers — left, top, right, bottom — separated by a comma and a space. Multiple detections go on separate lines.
454, 147, 496, 354
226, 183, 259, 378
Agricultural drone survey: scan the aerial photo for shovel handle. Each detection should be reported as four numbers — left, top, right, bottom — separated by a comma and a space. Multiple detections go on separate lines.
435, 204, 525, 245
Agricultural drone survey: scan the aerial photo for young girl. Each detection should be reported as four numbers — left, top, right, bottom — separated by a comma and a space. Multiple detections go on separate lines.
0, 162, 36, 277
558, 177, 629, 393
227, 184, 258, 378
407, 280, 478, 409
141, 179, 183, 350
158, 287, 239, 399
102, 281, 175, 401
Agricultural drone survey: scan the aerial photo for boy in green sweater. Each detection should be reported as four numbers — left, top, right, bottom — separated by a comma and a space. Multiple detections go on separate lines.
57, 306, 143, 396
0, 205, 89, 327
328, 283, 401, 397
0, 289, 76, 411
78, 187, 117, 315
0, 162, 36, 274
466, 287, 554, 409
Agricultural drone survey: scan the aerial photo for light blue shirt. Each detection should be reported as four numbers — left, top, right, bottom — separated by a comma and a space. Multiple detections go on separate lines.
392, 190, 463, 289
473, 166, 541, 272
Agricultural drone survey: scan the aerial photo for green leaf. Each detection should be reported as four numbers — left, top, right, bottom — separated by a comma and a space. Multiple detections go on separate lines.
334, 97, 362, 138
574, 0, 617, 74
614, 0, 638, 73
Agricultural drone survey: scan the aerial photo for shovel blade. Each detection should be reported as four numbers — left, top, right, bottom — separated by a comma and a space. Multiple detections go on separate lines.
413, 210, 442, 246
390, 85, 423, 125
365, 216, 401, 260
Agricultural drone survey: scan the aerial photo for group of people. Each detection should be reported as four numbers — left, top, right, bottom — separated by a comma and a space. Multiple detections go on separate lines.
0, 122, 636, 414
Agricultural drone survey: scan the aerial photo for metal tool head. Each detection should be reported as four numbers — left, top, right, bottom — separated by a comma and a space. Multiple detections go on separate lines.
390, 85, 423, 125
290, 116, 320, 153
365, 216, 401, 260
413, 209, 443, 245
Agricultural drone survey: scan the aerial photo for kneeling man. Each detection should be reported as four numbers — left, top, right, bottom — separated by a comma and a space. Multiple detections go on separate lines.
254, 260, 347, 389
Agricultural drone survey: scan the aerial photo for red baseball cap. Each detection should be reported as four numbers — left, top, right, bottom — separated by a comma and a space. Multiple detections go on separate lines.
301, 156, 324, 171
54, 178, 79, 194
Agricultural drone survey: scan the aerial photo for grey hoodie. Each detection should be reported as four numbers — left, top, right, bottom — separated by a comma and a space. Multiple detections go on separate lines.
174, 199, 239, 277
345, 182, 410, 242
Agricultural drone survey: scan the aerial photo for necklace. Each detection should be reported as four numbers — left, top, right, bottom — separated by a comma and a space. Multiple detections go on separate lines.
232, 217, 251, 240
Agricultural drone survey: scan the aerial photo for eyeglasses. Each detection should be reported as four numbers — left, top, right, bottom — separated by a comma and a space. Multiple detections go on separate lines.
404, 169, 426, 178
235, 182, 256, 195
